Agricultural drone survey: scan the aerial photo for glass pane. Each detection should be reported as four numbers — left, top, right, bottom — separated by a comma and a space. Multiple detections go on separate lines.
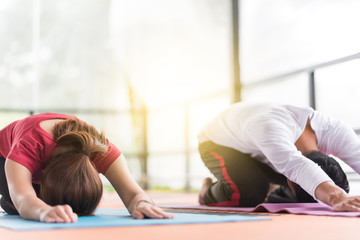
316, 59, 360, 130
242, 73, 309, 106
148, 107, 185, 153
0, 0, 33, 109
241, 0, 360, 83
39, 0, 128, 110
110, 0, 232, 108
148, 154, 185, 189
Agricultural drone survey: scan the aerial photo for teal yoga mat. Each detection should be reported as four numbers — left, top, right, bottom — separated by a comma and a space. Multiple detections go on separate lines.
0, 208, 270, 231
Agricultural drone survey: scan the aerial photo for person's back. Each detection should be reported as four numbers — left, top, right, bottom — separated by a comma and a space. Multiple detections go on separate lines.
198, 102, 313, 162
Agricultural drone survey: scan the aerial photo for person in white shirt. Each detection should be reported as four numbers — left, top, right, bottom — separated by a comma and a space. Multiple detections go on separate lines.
198, 102, 360, 211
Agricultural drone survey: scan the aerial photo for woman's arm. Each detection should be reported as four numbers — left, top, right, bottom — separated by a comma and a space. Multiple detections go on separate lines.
104, 154, 173, 219
5, 159, 78, 222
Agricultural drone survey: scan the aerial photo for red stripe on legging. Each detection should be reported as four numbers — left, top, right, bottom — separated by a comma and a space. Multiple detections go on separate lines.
207, 151, 240, 207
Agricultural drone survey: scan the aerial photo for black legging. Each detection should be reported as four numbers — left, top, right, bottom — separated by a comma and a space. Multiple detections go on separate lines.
0, 156, 40, 214
199, 141, 288, 207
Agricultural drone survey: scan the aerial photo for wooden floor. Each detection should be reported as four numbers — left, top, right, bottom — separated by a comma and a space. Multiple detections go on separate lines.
2, 191, 360, 240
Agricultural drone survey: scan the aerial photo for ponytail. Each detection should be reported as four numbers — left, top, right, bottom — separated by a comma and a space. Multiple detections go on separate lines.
53, 118, 108, 156
40, 118, 107, 216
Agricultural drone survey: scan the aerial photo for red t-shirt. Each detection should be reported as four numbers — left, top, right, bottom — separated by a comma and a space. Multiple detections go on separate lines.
0, 113, 121, 184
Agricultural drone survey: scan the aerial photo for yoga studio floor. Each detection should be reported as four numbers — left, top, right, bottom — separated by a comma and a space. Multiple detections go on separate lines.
2, 191, 360, 240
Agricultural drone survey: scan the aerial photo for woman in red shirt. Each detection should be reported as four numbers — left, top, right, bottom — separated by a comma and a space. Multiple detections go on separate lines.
0, 113, 172, 223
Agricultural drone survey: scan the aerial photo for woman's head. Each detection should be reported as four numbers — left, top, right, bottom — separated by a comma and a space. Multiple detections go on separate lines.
40, 118, 108, 216
289, 151, 350, 203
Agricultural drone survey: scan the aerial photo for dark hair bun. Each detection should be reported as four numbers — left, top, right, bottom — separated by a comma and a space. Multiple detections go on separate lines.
294, 151, 349, 202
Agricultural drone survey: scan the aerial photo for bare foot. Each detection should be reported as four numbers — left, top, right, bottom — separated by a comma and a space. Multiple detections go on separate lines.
264, 183, 280, 203
199, 177, 213, 205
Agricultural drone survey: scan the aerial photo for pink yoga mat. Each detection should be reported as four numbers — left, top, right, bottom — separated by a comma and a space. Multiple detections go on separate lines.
159, 203, 360, 217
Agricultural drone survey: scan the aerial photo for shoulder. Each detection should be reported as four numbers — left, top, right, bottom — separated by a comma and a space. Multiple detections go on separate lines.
310, 111, 347, 131
14, 113, 72, 129
91, 140, 121, 174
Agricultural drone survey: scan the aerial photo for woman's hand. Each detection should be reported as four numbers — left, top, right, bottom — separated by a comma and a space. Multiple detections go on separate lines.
131, 201, 173, 219
39, 205, 78, 223
105, 156, 173, 219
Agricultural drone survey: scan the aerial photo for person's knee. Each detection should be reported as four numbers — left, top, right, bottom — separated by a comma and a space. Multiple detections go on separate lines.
208, 180, 234, 202
201, 180, 238, 205
0, 197, 19, 215
217, 179, 268, 207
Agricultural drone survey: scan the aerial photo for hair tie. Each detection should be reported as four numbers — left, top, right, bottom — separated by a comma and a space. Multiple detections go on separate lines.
81, 150, 91, 157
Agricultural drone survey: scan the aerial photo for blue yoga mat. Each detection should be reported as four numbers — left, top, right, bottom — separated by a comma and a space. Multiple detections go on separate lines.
0, 208, 270, 231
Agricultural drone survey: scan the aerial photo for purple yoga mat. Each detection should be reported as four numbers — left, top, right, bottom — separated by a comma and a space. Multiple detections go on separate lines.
159, 202, 360, 217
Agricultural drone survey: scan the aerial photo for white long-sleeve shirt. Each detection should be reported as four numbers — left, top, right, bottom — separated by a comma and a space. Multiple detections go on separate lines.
198, 102, 360, 198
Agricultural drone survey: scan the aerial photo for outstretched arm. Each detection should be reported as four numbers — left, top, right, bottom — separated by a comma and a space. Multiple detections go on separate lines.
308, 118, 360, 211
5, 159, 78, 222
104, 154, 173, 219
